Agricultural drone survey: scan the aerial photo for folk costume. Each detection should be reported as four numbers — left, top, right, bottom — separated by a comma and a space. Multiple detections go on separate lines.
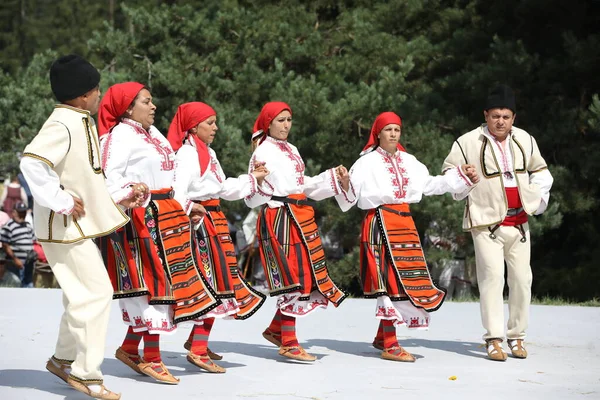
168, 102, 266, 373
442, 85, 553, 360
20, 55, 127, 399
336, 112, 474, 362
245, 102, 346, 361
97, 83, 219, 383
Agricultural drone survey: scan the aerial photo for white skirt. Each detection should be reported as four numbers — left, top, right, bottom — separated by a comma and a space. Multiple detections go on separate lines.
375, 295, 430, 329
277, 291, 328, 317
119, 296, 176, 335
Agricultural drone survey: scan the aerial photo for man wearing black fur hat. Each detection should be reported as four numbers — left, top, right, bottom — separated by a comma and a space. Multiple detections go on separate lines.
19, 55, 145, 399
442, 85, 554, 362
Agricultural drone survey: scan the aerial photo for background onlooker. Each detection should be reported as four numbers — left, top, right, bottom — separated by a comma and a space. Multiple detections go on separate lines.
0, 201, 36, 287
1, 175, 28, 214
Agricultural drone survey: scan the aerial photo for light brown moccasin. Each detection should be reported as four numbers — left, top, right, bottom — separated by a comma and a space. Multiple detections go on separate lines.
138, 361, 180, 384
508, 339, 528, 359
278, 345, 317, 362
486, 339, 508, 361
381, 346, 416, 362
187, 352, 226, 373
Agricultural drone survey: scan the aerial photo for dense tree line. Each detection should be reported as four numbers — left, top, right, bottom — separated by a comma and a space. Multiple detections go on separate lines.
1, 0, 598, 300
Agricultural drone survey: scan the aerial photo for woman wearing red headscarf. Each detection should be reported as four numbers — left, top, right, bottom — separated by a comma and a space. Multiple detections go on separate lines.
244, 102, 347, 362
97, 83, 220, 384
335, 112, 479, 362
168, 102, 268, 373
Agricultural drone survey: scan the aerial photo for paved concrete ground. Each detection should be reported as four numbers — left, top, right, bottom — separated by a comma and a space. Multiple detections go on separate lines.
0, 288, 598, 399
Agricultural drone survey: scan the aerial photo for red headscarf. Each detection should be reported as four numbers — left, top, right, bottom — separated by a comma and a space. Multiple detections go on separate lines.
167, 102, 216, 176
252, 101, 292, 145
97, 82, 145, 137
360, 111, 405, 155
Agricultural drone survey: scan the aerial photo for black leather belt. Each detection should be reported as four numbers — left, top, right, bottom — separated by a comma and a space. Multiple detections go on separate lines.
151, 190, 174, 200
507, 207, 524, 216
191, 201, 221, 212
378, 205, 412, 217
271, 195, 316, 207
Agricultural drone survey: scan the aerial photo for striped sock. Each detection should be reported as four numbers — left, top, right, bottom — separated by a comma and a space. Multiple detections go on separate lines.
374, 320, 384, 343
382, 319, 398, 349
267, 310, 282, 335
143, 333, 161, 363
280, 313, 298, 347
191, 318, 214, 356
121, 326, 143, 356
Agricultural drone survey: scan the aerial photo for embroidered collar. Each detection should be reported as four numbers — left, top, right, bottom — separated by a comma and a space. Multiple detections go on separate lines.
482, 125, 512, 144
265, 136, 289, 145
375, 146, 399, 158
122, 118, 145, 129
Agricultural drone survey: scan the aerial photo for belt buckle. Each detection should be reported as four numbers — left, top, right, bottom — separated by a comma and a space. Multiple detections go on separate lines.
168, 189, 174, 198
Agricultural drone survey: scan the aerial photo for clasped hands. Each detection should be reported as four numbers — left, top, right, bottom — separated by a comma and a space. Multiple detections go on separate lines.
120, 183, 150, 209
461, 164, 480, 184
251, 161, 270, 186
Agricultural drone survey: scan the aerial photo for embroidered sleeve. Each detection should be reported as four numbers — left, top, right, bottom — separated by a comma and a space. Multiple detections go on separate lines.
335, 161, 360, 212
244, 153, 272, 208
101, 129, 141, 202
173, 146, 198, 215
303, 167, 342, 201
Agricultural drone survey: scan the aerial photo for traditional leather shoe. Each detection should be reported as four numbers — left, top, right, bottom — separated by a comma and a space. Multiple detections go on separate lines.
187, 352, 226, 373
508, 339, 528, 359
115, 347, 144, 375
485, 339, 508, 361
66, 377, 121, 400
381, 346, 416, 362
262, 328, 282, 347
278, 345, 317, 362
138, 361, 180, 384
46, 357, 71, 383
182, 341, 223, 360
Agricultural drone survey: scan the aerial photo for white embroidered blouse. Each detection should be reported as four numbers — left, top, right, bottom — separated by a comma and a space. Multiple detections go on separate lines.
173, 139, 259, 214
336, 147, 473, 212
244, 136, 342, 209
100, 119, 176, 204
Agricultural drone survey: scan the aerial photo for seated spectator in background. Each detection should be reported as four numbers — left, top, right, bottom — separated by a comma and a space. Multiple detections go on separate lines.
1, 176, 28, 214
0, 202, 36, 287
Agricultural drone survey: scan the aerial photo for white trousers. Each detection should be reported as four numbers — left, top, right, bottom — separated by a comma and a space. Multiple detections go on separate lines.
472, 223, 532, 341
42, 239, 113, 382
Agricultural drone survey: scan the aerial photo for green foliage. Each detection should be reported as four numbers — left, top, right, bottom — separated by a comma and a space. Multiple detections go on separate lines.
0, 0, 599, 299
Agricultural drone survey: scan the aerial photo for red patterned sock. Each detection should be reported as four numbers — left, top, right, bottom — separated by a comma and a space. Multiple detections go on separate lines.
267, 309, 282, 334
280, 313, 299, 347
121, 326, 143, 356
191, 318, 214, 356
382, 319, 399, 349
143, 333, 162, 363
374, 320, 384, 343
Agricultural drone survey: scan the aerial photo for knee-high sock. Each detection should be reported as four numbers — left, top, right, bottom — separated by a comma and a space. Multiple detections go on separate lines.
191, 318, 214, 356
121, 326, 143, 356
280, 313, 298, 347
374, 320, 384, 342
143, 333, 161, 363
382, 319, 398, 349
267, 309, 283, 334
